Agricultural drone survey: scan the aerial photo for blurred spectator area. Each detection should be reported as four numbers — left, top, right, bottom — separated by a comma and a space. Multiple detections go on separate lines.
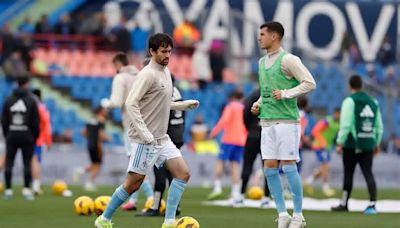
31, 46, 237, 82
31, 33, 110, 50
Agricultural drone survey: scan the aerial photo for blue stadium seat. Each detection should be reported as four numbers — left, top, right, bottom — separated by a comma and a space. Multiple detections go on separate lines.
354, 63, 368, 77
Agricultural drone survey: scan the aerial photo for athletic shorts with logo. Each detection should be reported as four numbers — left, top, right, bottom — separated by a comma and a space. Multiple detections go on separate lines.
127, 136, 181, 175
261, 123, 301, 162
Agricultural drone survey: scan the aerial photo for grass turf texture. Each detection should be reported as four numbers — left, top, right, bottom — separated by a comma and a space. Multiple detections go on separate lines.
1, 186, 399, 228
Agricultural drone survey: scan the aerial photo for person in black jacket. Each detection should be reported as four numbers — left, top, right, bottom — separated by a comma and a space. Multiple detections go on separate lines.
1, 76, 39, 200
139, 78, 185, 217
236, 88, 270, 206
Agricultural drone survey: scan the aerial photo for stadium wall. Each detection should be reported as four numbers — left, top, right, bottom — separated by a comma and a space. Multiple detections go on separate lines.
2, 142, 399, 189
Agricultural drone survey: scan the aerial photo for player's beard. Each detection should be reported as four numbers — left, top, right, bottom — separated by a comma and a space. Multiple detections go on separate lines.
161, 57, 169, 66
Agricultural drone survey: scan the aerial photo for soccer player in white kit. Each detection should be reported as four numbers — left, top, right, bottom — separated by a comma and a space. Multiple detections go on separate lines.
95, 33, 199, 228
252, 21, 315, 228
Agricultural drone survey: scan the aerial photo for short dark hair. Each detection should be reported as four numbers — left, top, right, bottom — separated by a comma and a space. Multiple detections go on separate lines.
260, 21, 284, 40
148, 33, 173, 53
229, 89, 244, 100
112, 53, 129, 66
17, 76, 30, 87
349, 75, 363, 90
297, 96, 308, 109
32, 88, 41, 100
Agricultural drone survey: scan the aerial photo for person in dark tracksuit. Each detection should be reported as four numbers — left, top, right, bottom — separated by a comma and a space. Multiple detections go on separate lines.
1, 76, 39, 200
238, 88, 270, 206
139, 81, 185, 217
331, 75, 383, 215
81, 106, 109, 191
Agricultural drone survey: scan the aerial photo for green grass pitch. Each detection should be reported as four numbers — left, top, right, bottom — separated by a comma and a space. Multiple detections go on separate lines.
1, 186, 399, 228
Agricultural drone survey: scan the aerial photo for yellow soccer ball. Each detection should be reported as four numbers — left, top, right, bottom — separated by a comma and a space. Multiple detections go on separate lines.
74, 196, 95, 216
247, 186, 264, 200
175, 216, 200, 228
94, 196, 111, 215
143, 197, 166, 213
0, 182, 4, 193
52, 180, 67, 195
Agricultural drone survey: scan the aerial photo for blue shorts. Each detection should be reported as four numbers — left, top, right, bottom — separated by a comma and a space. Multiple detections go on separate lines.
218, 144, 244, 162
315, 149, 331, 163
34, 146, 42, 163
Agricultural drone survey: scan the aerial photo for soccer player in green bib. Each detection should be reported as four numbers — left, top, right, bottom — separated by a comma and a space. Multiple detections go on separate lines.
331, 75, 383, 215
251, 21, 316, 228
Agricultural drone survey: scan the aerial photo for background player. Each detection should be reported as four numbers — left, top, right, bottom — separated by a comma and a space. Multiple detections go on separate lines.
100, 53, 154, 210
207, 90, 248, 202
237, 88, 270, 207
304, 108, 340, 197
331, 75, 383, 215
2, 76, 39, 200
31, 88, 52, 195
81, 107, 109, 191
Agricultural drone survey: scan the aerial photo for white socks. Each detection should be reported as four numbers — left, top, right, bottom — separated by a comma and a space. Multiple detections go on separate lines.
152, 191, 162, 210
32, 179, 41, 192
322, 183, 330, 191
231, 183, 241, 199
22, 188, 33, 196
213, 180, 222, 193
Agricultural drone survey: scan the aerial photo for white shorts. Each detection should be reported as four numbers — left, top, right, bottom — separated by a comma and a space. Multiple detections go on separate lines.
127, 137, 182, 175
260, 123, 301, 162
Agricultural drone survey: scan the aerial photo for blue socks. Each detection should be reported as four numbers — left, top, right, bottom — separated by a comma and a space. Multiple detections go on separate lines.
128, 179, 154, 202
129, 190, 139, 202
103, 185, 130, 220
264, 168, 287, 213
165, 179, 186, 220
141, 179, 154, 198
282, 164, 303, 214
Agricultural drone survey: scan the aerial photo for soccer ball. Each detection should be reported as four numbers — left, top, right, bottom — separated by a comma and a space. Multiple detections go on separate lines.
143, 197, 166, 213
247, 186, 264, 200
175, 216, 200, 228
74, 196, 95, 216
52, 180, 67, 195
0, 182, 4, 192
94, 196, 111, 215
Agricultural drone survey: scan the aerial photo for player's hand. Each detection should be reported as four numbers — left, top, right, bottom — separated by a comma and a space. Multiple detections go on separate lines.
373, 145, 380, 157
251, 102, 260, 115
336, 144, 343, 154
272, 90, 282, 100
186, 100, 200, 110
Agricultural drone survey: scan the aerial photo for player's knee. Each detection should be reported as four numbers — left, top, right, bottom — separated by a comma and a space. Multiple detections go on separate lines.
124, 179, 144, 194
177, 170, 190, 182
125, 183, 141, 194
